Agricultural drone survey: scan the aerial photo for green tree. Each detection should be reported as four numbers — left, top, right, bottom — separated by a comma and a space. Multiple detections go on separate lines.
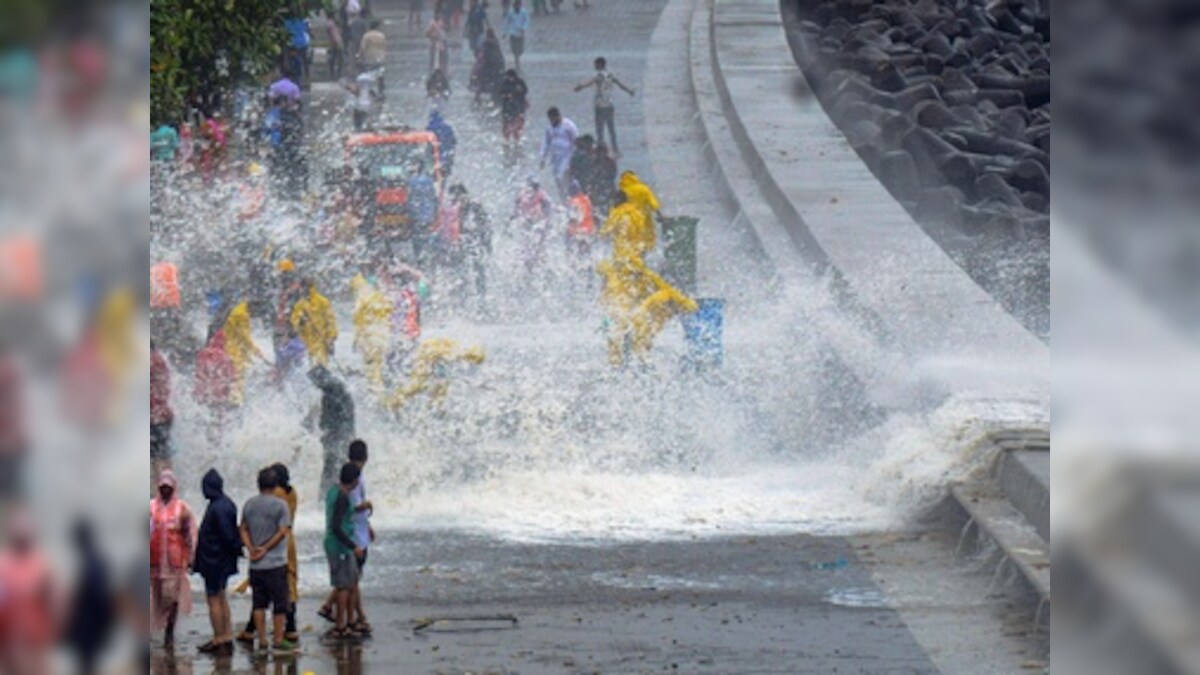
150, 0, 329, 125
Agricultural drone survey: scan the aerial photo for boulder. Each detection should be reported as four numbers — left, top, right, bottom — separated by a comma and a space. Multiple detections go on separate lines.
1007, 158, 1049, 198
974, 172, 1024, 208
879, 150, 923, 203
912, 99, 962, 130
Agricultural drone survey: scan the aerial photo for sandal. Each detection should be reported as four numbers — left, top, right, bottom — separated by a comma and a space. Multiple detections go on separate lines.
322, 627, 362, 642
350, 620, 373, 636
235, 631, 256, 644
317, 606, 336, 623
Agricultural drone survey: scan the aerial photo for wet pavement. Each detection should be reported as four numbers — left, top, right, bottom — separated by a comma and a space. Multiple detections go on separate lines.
151, 530, 1046, 673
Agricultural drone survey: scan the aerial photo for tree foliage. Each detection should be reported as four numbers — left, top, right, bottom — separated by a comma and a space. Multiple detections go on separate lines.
150, 0, 329, 125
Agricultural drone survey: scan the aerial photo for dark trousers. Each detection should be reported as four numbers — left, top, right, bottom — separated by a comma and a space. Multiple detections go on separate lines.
594, 105, 617, 153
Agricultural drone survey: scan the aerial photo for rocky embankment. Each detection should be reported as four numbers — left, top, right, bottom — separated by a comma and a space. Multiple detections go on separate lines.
782, 0, 1050, 336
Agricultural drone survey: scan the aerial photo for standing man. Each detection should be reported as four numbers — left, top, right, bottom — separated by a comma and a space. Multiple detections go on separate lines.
239, 467, 295, 654
502, 0, 530, 71
309, 366, 356, 496
319, 440, 375, 634
324, 462, 365, 640
574, 57, 634, 157
539, 107, 579, 200
194, 469, 240, 656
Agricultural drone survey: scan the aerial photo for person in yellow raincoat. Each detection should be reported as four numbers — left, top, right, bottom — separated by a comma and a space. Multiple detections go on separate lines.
601, 191, 655, 262
386, 338, 485, 411
290, 279, 338, 367
222, 299, 269, 406
349, 275, 392, 396
597, 255, 697, 367
617, 171, 661, 252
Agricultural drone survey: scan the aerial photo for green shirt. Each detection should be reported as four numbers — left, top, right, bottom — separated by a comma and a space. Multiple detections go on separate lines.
324, 485, 356, 556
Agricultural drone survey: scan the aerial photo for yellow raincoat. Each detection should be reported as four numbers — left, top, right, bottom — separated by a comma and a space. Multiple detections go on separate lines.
598, 256, 697, 366
601, 202, 654, 262
387, 338, 485, 410
222, 300, 264, 406
350, 275, 393, 394
290, 286, 338, 367
618, 171, 660, 252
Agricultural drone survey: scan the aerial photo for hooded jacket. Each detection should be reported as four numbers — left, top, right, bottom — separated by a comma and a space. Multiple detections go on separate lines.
602, 201, 651, 261
618, 171, 660, 252
194, 331, 235, 406
427, 111, 457, 164
193, 469, 241, 579
291, 286, 338, 366
222, 300, 261, 372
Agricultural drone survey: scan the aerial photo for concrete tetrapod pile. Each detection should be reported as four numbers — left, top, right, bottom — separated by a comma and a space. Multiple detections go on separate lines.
781, 0, 1050, 334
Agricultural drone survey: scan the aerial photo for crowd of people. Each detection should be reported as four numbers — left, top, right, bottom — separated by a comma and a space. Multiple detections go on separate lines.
150, 439, 379, 654
146, 0, 705, 659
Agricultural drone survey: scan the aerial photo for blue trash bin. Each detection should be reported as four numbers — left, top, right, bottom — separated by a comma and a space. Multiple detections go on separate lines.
681, 298, 724, 369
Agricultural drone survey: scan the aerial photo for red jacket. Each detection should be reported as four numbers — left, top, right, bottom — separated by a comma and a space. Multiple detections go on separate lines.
150, 349, 173, 425
194, 331, 235, 407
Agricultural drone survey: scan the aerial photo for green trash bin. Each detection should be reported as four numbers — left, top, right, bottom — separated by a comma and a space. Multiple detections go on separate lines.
661, 216, 698, 295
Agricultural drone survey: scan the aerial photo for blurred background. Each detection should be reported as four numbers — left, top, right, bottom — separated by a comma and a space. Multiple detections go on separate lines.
0, 0, 149, 672
1054, 0, 1200, 672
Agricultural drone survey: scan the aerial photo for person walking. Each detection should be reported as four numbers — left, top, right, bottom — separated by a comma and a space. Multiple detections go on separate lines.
408, 0, 426, 33
574, 57, 634, 157
358, 18, 387, 106
150, 341, 173, 487
239, 467, 295, 654
473, 28, 506, 106
539, 106, 579, 200
426, 14, 449, 75
194, 469, 241, 656
502, 0, 530, 71
310, 366, 356, 496
325, 12, 345, 80
324, 462, 365, 640
465, 0, 489, 56
150, 469, 196, 650
498, 68, 528, 153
